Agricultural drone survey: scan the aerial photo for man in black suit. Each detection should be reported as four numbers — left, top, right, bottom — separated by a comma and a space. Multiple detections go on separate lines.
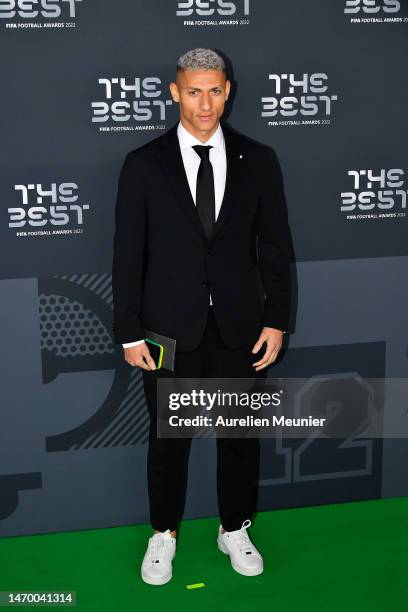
112, 48, 292, 585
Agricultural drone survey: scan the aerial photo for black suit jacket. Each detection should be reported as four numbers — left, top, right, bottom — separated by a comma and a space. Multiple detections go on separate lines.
111, 120, 292, 351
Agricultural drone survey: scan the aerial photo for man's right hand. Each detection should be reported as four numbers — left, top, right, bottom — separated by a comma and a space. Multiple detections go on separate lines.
123, 342, 156, 371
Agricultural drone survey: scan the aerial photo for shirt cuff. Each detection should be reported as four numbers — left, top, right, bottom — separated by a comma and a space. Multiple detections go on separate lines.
122, 340, 145, 348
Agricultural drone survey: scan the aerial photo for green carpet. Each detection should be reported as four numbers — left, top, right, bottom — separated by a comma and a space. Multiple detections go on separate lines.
1, 497, 407, 611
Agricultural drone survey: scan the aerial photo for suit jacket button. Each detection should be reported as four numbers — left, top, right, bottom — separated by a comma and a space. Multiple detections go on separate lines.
207, 247, 212, 254
202, 282, 208, 287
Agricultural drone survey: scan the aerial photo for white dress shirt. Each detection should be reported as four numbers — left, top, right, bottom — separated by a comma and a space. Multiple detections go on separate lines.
122, 120, 227, 348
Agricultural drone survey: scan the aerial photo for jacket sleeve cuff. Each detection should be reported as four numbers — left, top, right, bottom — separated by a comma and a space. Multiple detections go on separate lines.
112, 317, 145, 345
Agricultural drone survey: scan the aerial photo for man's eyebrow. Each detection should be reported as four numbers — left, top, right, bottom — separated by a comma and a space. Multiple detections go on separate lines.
186, 86, 223, 91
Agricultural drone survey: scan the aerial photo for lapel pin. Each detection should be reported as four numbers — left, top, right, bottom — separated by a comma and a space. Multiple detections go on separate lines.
239, 154, 243, 159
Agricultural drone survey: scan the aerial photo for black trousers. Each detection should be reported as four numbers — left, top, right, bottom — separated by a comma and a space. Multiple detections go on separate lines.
142, 306, 266, 532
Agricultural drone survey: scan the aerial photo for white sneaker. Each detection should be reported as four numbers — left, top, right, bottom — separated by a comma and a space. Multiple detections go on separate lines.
217, 519, 263, 576
141, 529, 176, 585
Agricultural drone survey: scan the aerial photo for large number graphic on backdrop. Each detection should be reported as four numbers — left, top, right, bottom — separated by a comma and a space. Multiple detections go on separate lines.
257, 342, 385, 508
38, 274, 149, 452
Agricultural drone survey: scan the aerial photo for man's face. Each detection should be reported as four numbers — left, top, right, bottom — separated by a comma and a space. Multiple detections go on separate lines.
170, 69, 230, 141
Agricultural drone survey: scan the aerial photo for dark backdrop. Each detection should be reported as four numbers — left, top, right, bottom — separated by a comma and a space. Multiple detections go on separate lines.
1, 0, 407, 536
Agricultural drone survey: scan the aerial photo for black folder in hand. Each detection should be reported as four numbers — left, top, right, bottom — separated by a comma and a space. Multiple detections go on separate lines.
144, 329, 176, 371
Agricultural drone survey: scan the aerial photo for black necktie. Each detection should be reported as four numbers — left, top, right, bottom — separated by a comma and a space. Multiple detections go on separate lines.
192, 145, 215, 239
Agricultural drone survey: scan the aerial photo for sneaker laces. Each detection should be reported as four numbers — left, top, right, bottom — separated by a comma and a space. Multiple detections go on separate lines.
148, 529, 172, 563
229, 519, 256, 555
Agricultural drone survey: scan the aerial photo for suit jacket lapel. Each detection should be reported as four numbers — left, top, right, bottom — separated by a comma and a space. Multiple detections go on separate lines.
155, 120, 245, 242
155, 122, 206, 239
211, 121, 243, 241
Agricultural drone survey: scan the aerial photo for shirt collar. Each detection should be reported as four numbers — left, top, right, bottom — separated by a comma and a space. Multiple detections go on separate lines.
177, 120, 224, 151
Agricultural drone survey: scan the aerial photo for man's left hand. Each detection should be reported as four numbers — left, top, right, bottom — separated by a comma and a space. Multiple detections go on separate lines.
251, 327, 284, 371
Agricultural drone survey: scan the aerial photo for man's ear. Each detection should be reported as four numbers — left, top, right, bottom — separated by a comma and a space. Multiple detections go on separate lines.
169, 82, 180, 103
225, 79, 231, 101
